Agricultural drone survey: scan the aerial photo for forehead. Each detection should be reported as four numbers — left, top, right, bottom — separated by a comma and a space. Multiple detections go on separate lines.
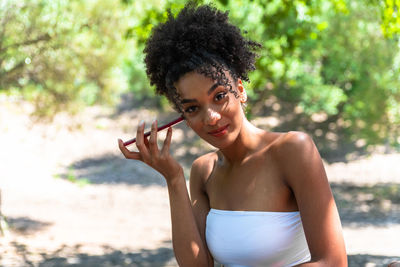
174, 70, 235, 99
174, 71, 215, 97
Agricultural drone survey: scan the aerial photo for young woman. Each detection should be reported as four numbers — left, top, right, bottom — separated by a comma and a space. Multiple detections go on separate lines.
118, 3, 347, 267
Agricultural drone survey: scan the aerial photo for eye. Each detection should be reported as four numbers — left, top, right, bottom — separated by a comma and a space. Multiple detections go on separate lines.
184, 106, 198, 114
215, 91, 227, 101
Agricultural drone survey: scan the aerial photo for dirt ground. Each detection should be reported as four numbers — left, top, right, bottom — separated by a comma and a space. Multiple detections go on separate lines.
0, 97, 399, 267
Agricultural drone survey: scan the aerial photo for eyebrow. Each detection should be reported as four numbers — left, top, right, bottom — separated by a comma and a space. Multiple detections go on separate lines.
180, 83, 221, 104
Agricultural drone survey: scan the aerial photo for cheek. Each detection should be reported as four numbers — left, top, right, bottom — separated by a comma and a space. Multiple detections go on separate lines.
224, 96, 242, 115
186, 118, 202, 132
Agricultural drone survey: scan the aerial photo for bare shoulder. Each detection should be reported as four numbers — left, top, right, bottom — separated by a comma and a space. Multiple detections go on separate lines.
191, 151, 218, 174
274, 130, 312, 146
190, 151, 218, 188
268, 131, 319, 177
270, 131, 315, 157
269, 131, 326, 187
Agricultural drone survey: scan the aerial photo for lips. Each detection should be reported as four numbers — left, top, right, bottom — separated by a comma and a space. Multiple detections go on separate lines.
208, 124, 229, 137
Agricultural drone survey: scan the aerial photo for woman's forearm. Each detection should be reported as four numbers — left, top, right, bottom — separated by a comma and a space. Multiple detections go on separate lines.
166, 174, 211, 267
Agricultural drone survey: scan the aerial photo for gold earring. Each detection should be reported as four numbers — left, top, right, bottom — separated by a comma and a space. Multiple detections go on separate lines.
240, 91, 247, 103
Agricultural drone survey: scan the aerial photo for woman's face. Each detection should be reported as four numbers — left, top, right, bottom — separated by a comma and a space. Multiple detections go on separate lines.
174, 71, 246, 149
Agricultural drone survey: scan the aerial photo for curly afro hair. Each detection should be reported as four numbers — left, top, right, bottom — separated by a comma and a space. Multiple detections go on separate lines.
144, 2, 261, 113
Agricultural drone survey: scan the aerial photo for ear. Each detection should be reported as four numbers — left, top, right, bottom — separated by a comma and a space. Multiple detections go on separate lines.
237, 79, 247, 103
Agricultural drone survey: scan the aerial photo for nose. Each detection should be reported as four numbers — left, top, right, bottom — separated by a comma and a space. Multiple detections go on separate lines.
204, 108, 221, 125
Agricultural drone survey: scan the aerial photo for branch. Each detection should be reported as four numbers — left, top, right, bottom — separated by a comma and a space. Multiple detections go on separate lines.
0, 60, 26, 85
0, 33, 51, 53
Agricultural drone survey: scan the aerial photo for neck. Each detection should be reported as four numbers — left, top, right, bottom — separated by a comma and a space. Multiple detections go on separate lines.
219, 118, 263, 164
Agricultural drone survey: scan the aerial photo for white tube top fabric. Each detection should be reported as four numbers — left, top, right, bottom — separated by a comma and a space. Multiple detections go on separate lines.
206, 209, 311, 267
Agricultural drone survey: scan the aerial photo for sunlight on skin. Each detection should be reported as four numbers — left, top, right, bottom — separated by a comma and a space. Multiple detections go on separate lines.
191, 241, 200, 257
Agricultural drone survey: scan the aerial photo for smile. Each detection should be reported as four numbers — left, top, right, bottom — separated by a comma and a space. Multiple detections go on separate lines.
208, 124, 229, 137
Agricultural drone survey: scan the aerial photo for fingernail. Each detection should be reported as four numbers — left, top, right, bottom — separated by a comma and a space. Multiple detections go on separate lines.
139, 120, 144, 126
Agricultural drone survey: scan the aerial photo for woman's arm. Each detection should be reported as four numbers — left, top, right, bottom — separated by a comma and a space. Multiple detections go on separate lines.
167, 171, 212, 267
189, 154, 216, 266
118, 120, 212, 267
274, 131, 347, 267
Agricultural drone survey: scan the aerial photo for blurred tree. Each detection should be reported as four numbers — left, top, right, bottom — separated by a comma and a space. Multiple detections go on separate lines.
314, 1, 399, 147
380, 0, 400, 38
0, 0, 129, 117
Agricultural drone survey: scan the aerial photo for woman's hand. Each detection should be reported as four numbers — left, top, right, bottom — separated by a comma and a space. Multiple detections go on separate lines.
118, 120, 184, 182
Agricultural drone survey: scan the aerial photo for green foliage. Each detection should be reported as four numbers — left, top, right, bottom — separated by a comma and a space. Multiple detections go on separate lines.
0, 0, 129, 118
314, 1, 400, 145
381, 0, 400, 38
300, 84, 348, 115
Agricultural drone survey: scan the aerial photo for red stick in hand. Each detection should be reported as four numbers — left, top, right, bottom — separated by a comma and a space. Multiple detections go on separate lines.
123, 116, 184, 146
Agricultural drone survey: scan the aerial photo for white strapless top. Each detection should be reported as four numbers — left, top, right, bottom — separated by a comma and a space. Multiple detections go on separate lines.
206, 209, 311, 267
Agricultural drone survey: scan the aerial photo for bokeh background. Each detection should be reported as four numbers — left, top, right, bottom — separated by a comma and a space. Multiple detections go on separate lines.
1, 0, 400, 266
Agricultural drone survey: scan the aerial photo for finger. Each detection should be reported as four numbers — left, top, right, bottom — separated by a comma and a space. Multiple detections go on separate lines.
161, 127, 172, 155
135, 121, 150, 161
118, 139, 141, 160
149, 119, 160, 155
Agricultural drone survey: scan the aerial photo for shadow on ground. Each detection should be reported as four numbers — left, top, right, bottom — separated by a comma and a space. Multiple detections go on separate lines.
331, 182, 400, 227
8, 216, 52, 235
348, 254, 400, 267
8, 241, 177, 267
60, 154, 167, 186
